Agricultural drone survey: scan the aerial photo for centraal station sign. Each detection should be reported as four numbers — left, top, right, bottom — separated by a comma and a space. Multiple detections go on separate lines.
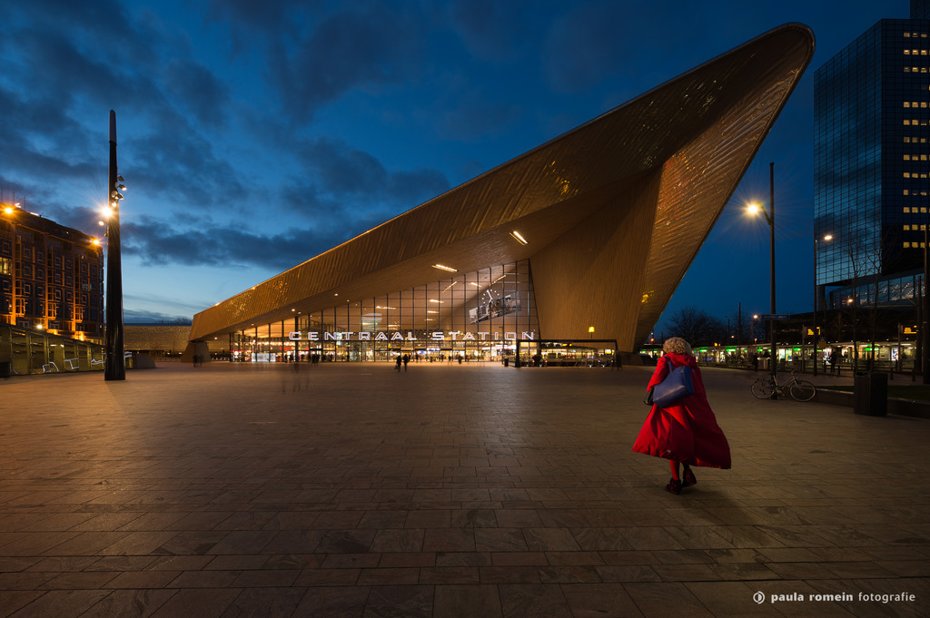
288, 330, 537, 342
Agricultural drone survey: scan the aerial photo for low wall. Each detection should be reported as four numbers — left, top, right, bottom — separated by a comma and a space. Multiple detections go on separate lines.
815, 388, 930, 419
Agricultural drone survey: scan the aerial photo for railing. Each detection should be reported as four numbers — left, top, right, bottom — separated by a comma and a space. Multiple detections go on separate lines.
700, 357, 919, 379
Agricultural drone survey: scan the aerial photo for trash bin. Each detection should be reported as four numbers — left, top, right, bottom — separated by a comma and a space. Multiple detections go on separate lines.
854, 372, 887, 416
0, 361, 10, 378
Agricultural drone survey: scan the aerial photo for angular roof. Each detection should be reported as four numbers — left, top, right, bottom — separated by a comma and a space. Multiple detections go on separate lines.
191, 24, 814, 349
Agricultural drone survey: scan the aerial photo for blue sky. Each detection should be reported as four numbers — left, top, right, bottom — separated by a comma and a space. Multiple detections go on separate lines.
0, 0, 900, 328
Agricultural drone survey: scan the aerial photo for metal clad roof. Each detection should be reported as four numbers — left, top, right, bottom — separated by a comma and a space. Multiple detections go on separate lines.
190, 25, 814, 344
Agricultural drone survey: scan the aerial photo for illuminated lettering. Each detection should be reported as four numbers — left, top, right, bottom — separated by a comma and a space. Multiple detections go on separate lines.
259, 329, 539, 342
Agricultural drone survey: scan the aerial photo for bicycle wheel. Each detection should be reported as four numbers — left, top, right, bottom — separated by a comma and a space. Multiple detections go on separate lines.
751, 377, 776, 399
789, 380, 816, 402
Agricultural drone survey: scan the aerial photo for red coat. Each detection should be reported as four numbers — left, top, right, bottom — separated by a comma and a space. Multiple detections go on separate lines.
632, 352, 731, 469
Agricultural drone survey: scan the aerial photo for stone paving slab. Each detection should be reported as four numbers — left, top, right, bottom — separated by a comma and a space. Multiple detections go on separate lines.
0, 362, 928, 617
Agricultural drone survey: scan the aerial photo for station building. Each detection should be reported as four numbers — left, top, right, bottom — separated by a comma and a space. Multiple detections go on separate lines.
189, 25, 814, 364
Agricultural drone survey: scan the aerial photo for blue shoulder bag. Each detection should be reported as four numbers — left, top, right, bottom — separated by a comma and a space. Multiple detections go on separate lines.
652, 356, 694, 407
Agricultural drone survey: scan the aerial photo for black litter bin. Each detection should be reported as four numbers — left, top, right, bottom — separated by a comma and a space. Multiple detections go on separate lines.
0, 361, 10, 378
854, 372, 888, 416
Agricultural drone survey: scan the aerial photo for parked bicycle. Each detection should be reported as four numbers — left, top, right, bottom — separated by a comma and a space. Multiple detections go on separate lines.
750, 372, 817, 401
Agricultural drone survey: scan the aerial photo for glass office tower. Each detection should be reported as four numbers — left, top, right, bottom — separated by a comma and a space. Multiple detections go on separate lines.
815, 0, 930, 308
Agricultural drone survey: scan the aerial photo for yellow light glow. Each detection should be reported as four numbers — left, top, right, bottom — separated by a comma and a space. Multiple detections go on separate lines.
745, 202, 762, 216
509, 230, 528, 245
823, 234, 834, 241
429, 299, 444, 304
35, 324, 44, 330
2, 206, 13, 215
90, 238, 101, 247
432, 264, 457, 272
588, 326, 595, 334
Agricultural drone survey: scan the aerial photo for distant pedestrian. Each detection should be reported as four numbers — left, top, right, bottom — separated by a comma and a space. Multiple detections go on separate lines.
395, 356, 402, 372
402, 354, 410, 371
751, 353, 759, 372
633, 337, 731, 495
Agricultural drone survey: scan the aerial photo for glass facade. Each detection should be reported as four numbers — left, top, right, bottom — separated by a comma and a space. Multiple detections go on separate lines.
827, 271, 921, 309
814, 21, 882, 285
815, 13, 930, 297
230, 260, 541, 362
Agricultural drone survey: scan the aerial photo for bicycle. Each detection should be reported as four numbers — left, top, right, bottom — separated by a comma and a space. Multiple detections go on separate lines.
750, 372, 817, 401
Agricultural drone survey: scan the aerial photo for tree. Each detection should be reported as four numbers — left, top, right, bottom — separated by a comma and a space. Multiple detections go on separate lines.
665, 307, 728, 347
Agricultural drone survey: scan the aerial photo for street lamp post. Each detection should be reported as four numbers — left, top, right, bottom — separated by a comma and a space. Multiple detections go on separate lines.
746, 162, 778, 393
104, 110, 126, 381
812, 233, 833, 376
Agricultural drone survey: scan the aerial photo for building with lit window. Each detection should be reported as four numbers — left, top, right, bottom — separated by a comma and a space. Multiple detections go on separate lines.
189, 25, 813, 363
0, 203, 105, 375
815, 0, 930, 309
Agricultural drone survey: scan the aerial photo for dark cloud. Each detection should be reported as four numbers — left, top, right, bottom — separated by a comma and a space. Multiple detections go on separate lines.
122, 215, 341, 271
0, 86, 98, 182
543, 2, 634, 92
271, 4, 425, 121
124, 108, 248, 210
285, 136, 450, 222
448, 0, 550, 61
0, 2, 240, 221
207, 0, 322, 40
541, 1, 715, 93
124, 309, 192, 324
163, 60, 230, 128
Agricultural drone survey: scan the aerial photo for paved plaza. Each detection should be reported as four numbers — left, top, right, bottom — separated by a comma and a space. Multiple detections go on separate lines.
0, 362, 928, 617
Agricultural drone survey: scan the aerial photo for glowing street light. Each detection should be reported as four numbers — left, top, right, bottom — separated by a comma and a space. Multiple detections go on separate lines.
745, 162, 777, 391
813, 233, 834, 375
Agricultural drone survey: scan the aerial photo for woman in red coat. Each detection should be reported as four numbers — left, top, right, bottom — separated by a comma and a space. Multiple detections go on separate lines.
632, 337, 731, 494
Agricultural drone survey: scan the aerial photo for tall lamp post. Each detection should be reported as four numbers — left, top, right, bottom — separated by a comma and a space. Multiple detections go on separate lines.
745, 162, 778, 392
104, 110, 126, 381
812, 233, 833, 376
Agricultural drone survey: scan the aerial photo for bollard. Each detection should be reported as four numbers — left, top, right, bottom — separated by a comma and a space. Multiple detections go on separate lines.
854, 372, 888, 416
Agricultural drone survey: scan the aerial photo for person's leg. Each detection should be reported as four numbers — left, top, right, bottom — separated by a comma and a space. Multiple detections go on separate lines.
666, 460, 682, 494
682, 464, 697, 486
669, 459, 680, 480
